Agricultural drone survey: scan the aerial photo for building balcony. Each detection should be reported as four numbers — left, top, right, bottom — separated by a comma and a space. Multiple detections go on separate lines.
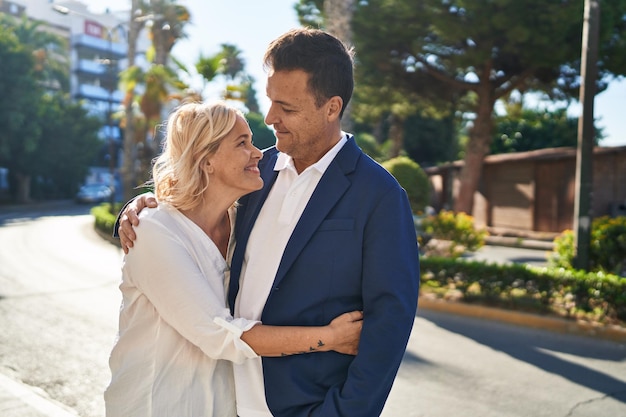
71, 33, 126, 60
74, 58, 110, 75
75, 84, 123, 103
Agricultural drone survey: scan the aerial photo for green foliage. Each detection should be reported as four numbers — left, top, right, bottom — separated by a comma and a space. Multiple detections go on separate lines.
247, 112, 276, 150
0, 14, 69, 91
30, 95, 101, 198
550, 216, 626, 276
349, 0, 626, 212
195, 43, 260, 110
91, 203, 120, 236
403, 113, 460, 165
550, 229, 576, 270
420, 257, 626, 326
421, 210, 488, 257
0, 27, 41, 164
355, 132, 383, 161
491, 107, 601, 154
381, 156, 430, 213
0, 20, 101, 201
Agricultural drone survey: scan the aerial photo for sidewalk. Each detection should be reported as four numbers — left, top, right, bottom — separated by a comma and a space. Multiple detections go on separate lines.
0, 373, 77, 417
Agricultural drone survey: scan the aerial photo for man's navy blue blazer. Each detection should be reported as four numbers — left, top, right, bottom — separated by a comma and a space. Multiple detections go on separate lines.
229, 135, 420, 417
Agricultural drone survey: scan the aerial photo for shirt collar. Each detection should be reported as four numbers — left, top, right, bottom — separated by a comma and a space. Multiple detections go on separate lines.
274, 133, 348, 174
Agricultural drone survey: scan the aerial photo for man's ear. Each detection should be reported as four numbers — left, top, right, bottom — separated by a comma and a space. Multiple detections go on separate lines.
327, 96, 343, 121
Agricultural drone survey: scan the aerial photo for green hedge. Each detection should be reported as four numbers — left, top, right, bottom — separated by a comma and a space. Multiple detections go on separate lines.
91, 203, 122, 236
420, 257, 626, 326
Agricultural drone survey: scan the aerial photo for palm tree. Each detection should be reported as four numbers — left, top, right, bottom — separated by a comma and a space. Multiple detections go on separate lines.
195, 43, 260, 111
120, 0, 191, 199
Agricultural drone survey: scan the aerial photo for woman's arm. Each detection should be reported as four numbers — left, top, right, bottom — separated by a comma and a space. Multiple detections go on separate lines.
242, 311, 363, 357
125, 213, 362, 362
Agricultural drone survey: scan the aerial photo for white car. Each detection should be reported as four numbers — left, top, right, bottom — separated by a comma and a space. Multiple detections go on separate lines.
75, 183, 113, 204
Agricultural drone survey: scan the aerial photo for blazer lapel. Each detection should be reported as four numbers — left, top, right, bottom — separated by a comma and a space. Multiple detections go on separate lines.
271, 137, 361, 290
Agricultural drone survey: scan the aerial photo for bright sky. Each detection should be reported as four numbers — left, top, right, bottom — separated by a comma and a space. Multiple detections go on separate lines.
81, 0, 626, 147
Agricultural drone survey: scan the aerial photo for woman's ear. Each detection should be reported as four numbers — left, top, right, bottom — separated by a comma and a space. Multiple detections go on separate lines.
204, 159, 214, 174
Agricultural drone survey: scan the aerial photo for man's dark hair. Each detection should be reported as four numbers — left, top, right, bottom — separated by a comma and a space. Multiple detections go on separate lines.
263, 28, 354, 118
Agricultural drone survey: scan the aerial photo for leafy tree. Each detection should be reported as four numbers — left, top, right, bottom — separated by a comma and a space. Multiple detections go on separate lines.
491, 106, 603, 154
297, 1, 461, 162
404, 114, 460, 166
0, 14, 69, 91
29, 95, 101, 199
351, 0, 626, 214
0, 16, 101, 202
247, 112, 276, 150
0, 23, 44, 202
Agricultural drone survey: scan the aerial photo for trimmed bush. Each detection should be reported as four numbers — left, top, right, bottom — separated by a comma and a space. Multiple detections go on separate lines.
550, 216, 626, 276
420, 210, 488, 258
355, 132, 383, 161
382, 155, 430, 213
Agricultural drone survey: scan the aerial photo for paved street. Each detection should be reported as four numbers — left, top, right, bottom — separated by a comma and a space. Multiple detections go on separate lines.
0, 202, 624, 417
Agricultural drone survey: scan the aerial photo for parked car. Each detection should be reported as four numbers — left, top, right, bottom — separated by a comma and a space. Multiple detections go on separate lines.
75, 183, 113, 204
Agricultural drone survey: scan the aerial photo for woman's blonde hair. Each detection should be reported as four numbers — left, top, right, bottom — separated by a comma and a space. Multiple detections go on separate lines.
151, 101, 244, 211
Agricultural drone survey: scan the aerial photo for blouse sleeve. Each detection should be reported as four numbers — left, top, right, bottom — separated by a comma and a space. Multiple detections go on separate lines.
122, 210, 259, 364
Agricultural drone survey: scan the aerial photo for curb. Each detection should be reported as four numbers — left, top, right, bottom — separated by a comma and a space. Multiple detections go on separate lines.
0, 373, 78, 417
485, 235, 554, 251
419, 298, 626, 343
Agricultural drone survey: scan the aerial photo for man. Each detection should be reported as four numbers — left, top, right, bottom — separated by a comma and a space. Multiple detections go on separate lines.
118, 28, 419, 417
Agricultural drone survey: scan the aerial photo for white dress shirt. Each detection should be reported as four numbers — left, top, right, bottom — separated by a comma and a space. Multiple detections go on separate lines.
105, 203, 259, 417
233, 135, 347, 417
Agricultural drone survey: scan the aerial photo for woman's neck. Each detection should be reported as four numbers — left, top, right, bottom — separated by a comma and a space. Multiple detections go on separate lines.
181, 201, 232, 258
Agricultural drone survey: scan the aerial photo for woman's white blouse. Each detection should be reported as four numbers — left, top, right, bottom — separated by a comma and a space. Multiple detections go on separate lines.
104, 203, 258, 417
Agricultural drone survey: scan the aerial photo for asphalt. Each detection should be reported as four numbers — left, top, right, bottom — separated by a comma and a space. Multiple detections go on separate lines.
3, 296, 624, 417
1, 203, 623, 415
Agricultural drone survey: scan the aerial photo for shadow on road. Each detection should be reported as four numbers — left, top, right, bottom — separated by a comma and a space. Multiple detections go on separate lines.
418, 309, 626, 404
0, 200, 92, 226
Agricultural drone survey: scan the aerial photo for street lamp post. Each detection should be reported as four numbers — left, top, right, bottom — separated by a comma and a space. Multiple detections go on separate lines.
573, 0, 600, 271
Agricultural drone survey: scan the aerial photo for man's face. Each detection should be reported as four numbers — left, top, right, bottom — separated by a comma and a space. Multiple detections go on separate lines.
265, 69, 336, 172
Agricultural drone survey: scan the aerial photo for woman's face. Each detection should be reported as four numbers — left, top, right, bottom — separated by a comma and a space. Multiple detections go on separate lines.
207, 114, 263, 196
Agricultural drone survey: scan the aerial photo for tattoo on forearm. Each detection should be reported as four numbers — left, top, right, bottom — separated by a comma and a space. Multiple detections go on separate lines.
280, 340, 327, 357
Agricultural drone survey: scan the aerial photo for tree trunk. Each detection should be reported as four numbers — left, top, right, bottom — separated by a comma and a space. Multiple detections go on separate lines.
388, 114, 405, 158
323, 0, 355, 133
15, 173, 31, 203
454, 84, 495, 214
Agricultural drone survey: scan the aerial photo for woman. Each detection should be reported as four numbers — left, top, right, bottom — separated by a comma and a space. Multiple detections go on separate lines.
104, 101, 362, 417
